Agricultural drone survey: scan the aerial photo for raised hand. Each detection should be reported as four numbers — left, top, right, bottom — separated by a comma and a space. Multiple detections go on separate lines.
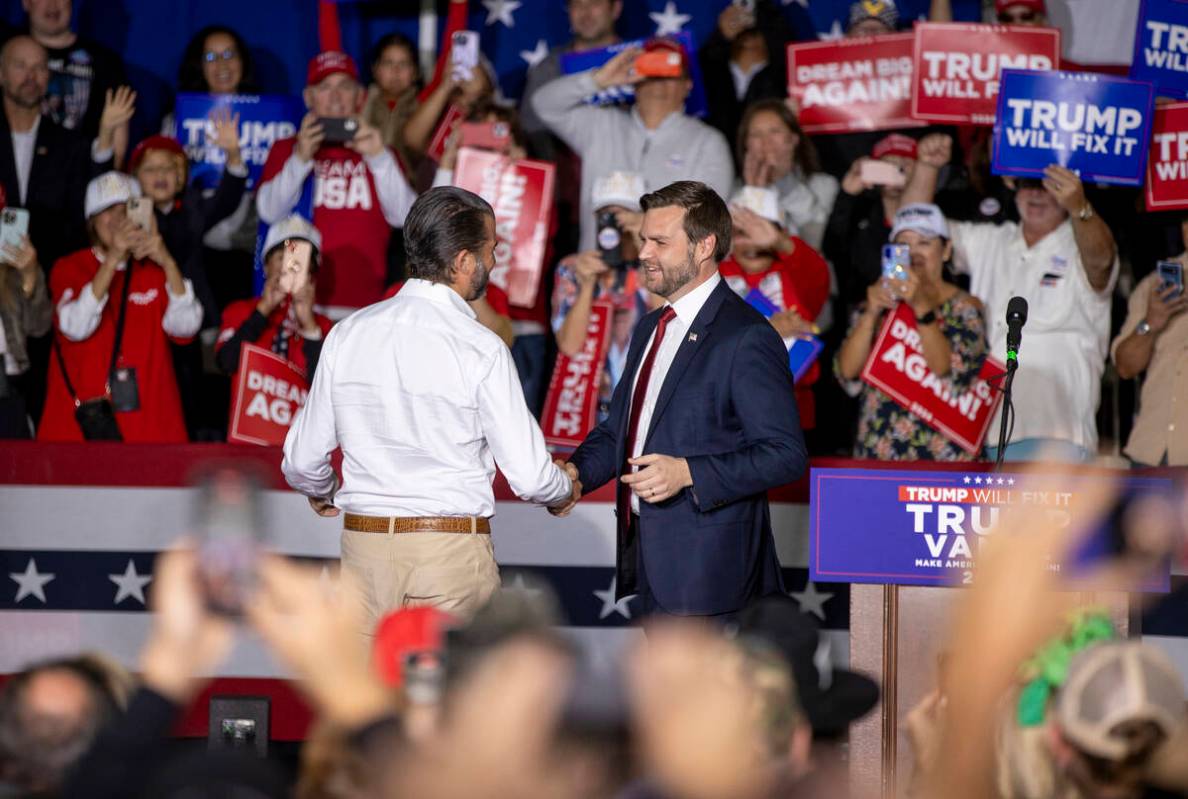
97, 85, 137, 153
210, 106, 243, 168
349, 117, 385, 158
916, 133, 952, 169
1042, 164, 1088, 215
592, 47, 644, 91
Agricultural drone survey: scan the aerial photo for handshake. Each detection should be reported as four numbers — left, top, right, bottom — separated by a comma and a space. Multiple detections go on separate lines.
548, 460, 582, 517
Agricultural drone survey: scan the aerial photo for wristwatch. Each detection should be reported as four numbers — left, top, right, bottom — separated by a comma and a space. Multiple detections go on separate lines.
1135, 319, 1152, 336
916, 309, 938, 325
1078, 203, 1095, 222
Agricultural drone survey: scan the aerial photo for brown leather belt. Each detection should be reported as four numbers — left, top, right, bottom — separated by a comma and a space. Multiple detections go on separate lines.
342, 513, 491, 535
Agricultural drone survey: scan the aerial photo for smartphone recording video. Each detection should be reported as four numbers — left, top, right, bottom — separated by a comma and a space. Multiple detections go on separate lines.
596, 210, 624, 269
861, 160, 907, 188
278, 239, 312, 295
192, 464, 268, 617
451, 31, 480, 81
882, 244, 910, 282
126, 198, 153, 231
318, 117, 358, 145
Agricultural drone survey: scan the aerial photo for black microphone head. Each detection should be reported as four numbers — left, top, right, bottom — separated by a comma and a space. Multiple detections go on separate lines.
1006, 296, 1028, 325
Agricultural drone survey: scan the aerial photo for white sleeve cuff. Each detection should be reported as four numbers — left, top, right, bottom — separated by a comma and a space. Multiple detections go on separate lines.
300, 327, 324, 341
225, 161, 249, 178
432, 168, 454, 188
56, 281, 108, 342
91, 141, 114, 163
364, 148, 397, 174
162, 278, 203, 338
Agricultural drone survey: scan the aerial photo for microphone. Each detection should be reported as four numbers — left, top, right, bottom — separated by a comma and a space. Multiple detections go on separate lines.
1005, 296, 1028, 370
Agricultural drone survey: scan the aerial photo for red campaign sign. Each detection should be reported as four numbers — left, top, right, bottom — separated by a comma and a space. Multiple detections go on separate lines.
454, 147, 555, 308
912, 23, 1061, 125
860, 303, 1005, 455
541, 300, 613, 450
787, 33, 924, 134
227, 344, 310, 447
1146, 102, 1188, 211
427, 104, 466, 163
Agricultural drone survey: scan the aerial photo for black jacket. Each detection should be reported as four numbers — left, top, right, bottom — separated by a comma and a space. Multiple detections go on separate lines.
0, 108, 111, 274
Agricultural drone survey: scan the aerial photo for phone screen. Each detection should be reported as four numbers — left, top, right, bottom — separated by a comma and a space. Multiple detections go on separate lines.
862, 160, 907, 188
451, 31, 479, 80
278, 239, 312, 295
193, 465, 267, 617
318, 117, 358, 144
0, 208, 28, 252
1157, 260, 1183, 298
596, 210, 624, 269
126, 198, 152, 231
882, 244, 910, 281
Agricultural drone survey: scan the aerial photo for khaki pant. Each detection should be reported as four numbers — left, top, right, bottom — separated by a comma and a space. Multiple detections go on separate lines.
340, 530, 501, 635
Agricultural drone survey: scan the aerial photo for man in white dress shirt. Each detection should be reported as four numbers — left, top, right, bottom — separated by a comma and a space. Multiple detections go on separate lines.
283, 187, 579, 631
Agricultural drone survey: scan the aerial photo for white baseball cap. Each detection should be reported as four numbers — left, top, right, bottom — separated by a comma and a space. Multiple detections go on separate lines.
731, 186, 783, 226
263, 214, 322, 257
591, 171, 645, 212
890, 203, 949, 241
85, 171, 141, 219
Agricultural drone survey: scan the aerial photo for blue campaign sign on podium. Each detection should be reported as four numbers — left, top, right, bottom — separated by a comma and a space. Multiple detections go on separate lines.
808, 467, 1171, 591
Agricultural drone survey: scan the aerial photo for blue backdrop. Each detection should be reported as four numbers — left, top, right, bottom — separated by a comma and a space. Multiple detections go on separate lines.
0, 0, 980, 146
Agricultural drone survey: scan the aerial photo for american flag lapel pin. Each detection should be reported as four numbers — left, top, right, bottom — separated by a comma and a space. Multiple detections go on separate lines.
688, 332, 698, 342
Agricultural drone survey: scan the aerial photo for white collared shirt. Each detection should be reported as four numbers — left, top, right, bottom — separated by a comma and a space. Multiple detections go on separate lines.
11, 116, 38, 205
627, 272, 720, 512
282, 278, 572, 517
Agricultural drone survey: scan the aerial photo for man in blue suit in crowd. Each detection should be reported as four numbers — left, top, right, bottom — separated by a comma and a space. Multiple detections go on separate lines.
556, 180, 807, 618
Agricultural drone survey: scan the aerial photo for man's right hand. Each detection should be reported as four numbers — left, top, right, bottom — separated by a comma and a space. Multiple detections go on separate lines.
842, 157, 874, 196
592, 47, 643, 91
916, 133, 952, 170
1147, 282, 1188, 334
548, 461, 582, 517
308, 475, 340, 517
572, 251, 610, 287
295, 112, 325, 163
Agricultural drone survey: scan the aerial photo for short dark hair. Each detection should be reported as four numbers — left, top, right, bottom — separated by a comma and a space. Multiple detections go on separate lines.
368, 32, 422, 88
403, 187, 494, 284
639, 181, 732, 262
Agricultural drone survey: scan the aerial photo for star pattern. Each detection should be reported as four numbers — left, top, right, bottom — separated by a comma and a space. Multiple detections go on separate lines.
520, 39, 549, 68
790, 580, 833, 621
506, 572, 546, 599
817, 19, 846, 41
482, 0, 521, 28
108, 559, 152, 606
650, 2, 692, 37
10, 559, 54, 604
593, 577, 633, 620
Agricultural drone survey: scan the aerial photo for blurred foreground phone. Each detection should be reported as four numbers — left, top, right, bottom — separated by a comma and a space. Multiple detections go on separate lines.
126, 197, 152, 231
861, 159, 906, 188
0, 207, 29, 254
596, 210, 624, 269
459, 121, 510, 152
319, 117, 358, 144
451, 31, 480, 81
278, 239, 312, 295
1157, 259, 1184, 298
882, 244, 910, 282
634, 49, 683, 78
193, 464, 267, 617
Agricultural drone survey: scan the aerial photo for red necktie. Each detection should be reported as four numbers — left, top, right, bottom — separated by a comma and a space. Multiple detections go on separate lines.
618, 306, 677, 520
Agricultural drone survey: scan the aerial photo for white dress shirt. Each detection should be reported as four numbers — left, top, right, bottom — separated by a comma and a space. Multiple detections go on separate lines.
627, 272, 720, 513
11, 117, 38, 205
282, 278, 572, 517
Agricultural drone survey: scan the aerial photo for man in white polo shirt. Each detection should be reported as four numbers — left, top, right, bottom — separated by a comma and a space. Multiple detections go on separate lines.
904, 134, 1118, 462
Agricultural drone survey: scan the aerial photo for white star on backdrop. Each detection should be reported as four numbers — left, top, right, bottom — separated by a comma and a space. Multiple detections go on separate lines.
506, 572, 546, 599
593, 578, 633, 620
109, 560, 152, 605
1008, 478, 1016, 486
482, 0, 521, 28
650, 2, 691, 36
963, 476, 971, 484
520, 39, 549, 68
10, 558, 54, 604
817, 20, 845, 41
790, 581, 833, 621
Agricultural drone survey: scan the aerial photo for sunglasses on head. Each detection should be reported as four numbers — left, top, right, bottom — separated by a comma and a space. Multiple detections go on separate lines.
203, 48, 238, 63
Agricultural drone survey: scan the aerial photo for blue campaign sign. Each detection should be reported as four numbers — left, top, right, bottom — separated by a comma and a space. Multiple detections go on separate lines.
173, 93, 305, 190
809, 467, 1171, 591
1131, 0, 1188, 99
991, 70, 1155, 186
558, 31, 708, 118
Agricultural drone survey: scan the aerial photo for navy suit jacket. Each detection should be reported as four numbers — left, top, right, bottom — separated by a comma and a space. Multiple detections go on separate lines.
569, 277, 807, 615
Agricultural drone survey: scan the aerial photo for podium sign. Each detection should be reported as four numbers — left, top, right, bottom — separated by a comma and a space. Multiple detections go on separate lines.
809, 467, 1170, 590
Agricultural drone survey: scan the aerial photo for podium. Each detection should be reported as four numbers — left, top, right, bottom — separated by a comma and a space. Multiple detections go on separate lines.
808, 467, 1151, 798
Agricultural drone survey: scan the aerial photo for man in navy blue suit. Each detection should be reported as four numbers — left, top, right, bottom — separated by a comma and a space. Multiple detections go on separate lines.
555, 180, 807, 618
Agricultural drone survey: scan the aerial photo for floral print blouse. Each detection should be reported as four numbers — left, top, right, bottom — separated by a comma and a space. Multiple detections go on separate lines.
838, 290, 988, 461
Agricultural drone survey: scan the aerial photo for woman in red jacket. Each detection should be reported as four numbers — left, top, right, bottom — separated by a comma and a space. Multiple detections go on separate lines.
39, 172, 202, 441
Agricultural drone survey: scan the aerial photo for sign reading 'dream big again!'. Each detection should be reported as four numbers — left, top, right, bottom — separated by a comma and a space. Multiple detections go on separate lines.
991, 70, 1155, 186
809, 468, 1171, 590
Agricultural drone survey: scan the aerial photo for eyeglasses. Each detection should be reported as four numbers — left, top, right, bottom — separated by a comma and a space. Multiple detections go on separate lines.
997, 10, 1039, 23
203, 48, 239, 63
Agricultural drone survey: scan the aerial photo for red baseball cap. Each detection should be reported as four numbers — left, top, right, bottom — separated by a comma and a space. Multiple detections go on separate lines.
128, 134, 186, 173
872, 133, 918, 161
642, 37, 690, 76
371, 606, 454, 688
995, 0, 1045, 15
306, 50, 359, 87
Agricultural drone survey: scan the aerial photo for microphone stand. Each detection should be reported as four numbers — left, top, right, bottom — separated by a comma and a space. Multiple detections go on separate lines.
993, 351, 1017, 472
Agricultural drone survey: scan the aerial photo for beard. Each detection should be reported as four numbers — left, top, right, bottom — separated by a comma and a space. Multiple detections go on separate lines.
466, 251, 492, 301
644, 248, 700, 299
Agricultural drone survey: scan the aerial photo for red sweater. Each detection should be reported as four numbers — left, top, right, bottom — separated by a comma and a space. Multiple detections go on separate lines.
40, 249, 193, 442
719, 237, 831, 429
217, 299, 333, 375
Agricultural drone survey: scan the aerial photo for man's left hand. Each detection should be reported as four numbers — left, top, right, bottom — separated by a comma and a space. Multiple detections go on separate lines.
1043, 165, 1087, 215
622, 454, 692, 503
350, 118, 385, 158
